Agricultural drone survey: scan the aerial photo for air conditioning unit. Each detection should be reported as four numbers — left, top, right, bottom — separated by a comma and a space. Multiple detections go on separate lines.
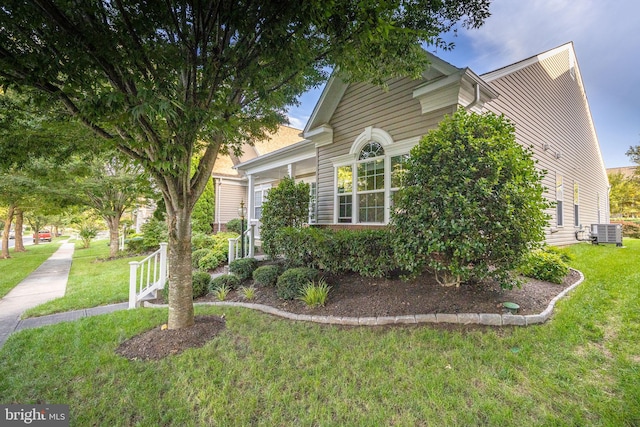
591, 224, 623, 246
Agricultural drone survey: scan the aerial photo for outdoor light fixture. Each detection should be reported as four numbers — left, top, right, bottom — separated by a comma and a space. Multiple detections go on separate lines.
238, 201, 247, 258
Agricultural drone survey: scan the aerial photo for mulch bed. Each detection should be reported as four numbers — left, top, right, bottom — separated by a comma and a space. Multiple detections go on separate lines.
116, 269, 580, 361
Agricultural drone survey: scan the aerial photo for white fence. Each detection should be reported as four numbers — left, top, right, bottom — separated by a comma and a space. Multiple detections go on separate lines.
228, 224, 255, 263
128, 242, 168, 309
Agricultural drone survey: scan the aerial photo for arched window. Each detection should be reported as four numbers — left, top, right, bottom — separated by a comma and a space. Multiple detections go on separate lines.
358, 141, 385, 160
334, 127, 409, 224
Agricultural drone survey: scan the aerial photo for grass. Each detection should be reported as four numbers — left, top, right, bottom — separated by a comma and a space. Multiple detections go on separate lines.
0, 239, 63, 298
22, 240, 145, 318
1, 240, 638, 425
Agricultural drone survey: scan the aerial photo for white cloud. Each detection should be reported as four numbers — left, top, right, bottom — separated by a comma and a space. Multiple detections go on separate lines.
286, 115, 308, 130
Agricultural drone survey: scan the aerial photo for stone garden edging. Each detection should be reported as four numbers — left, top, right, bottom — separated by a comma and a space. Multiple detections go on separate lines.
144, 268, 584, 327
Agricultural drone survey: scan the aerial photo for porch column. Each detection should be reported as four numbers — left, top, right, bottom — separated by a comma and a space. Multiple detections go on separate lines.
287, 163, 295, 178
247, 174, 255, 224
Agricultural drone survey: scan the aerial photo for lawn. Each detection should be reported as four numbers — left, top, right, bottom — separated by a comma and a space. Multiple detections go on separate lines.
0, 240, 638, 426
0, 239, 62, 298
22, 240, 145, 318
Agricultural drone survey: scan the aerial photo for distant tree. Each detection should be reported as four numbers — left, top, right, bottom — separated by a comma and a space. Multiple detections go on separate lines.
608, 172, 640, 218
190, 157, 215, 234
261, 176, 310, 258
0, 0, 491, 329
392, 109, 550, 288
72, 153, 155, 258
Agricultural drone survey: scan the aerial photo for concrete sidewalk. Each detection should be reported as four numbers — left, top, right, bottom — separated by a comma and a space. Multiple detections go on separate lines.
0, 242, 126, 349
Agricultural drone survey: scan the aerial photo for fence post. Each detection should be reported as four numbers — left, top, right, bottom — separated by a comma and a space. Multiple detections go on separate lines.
158, 242, 168, 294
228, 238, 236, 263
129, 261, 140, 309
248, 224, 255, 257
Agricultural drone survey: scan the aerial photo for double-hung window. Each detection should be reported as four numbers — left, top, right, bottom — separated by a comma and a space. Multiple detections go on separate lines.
556, 174, 564, 227
357, 142, 386, 223
337, 165, 353, 223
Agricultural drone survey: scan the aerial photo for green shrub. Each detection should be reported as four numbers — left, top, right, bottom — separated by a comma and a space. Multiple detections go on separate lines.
275, 227, 325, 269
198, 251, 222, 271
229, 258, 258, 281
252, 265, 281, 287
191, 248, 211, 269
191, 232, 215, 251
335, 229, 397, 277
226, 218, 243, 234
276, 267, 319, 300
391, 109, 551, 288
298, 278, 331, 307
519, 250, 569, 284
273, 227, 397, 278
192, 271, 212, 299
125, 236, 145, 254
162, 280, 169, 302
613, 221, 640, 239
140, 218, 168, 252
542, 245, 575, 264
210, 274, 241, 291
260, 176, 310, 258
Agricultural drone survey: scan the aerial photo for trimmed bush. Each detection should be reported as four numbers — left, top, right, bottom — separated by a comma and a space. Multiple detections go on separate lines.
191, 232, 215, 251
519, 249, 569, 284
276, 267, 319, 300
252, 265, 281, 287
192, 271, 212, 299
191, 248, 211, 269
198, 251, 222, 271
542, 245, 575, 264
273, 227, 397, 278
226, 218, 243, 234
210, 274, 241, 291
229, 258, 258, 281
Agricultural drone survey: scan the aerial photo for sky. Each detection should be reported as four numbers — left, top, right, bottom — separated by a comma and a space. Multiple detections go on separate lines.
286, 0, 640, 168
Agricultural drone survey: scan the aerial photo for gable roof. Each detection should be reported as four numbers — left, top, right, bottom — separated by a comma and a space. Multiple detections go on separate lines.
303, 52, 462, 137
212, 124, 304, 178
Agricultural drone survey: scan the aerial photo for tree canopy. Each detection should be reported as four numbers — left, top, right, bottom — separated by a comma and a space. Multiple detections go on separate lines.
0, 0, 491, 329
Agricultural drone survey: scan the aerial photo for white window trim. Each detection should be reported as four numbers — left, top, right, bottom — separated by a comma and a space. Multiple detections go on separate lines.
331, 128, 419, 225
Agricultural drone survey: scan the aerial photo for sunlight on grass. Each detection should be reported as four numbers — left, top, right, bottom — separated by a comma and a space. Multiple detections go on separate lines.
0, 241, 62, 298
0, 240, 638, 425
22, 240, 145, 318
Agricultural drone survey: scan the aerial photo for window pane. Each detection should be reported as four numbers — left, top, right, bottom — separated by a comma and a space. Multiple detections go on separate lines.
337, 166, 353, 193
391, 154, 409, 188
338, 195, 352, 223
357, 159, 385, 191
358, 141, 385, 160
557, 201, 563, 227
359, 192, 385, 223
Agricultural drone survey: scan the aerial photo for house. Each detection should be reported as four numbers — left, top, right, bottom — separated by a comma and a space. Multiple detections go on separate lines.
212, 125, 305, 232
235, 42, 610, 246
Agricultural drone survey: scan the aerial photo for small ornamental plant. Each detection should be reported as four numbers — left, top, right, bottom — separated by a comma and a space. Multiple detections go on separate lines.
298, 278, 331, 307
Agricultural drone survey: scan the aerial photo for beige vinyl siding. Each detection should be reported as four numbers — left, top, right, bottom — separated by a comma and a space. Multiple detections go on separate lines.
484, 48, 609, 246
316, 77, 457, 224
217, 181, 247, 224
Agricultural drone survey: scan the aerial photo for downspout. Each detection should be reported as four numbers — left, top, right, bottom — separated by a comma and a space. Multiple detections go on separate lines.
465, 82, 481, 110
215, 178, 221, 233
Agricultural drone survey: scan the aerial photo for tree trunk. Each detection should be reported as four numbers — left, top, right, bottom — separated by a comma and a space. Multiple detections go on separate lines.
1, 205, 15, 259
166, 206, 194, 329
105, 215, 121, 258
14, 209, 25, 252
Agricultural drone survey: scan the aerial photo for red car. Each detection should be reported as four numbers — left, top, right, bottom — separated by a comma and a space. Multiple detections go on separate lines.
34, 230, 52, 242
